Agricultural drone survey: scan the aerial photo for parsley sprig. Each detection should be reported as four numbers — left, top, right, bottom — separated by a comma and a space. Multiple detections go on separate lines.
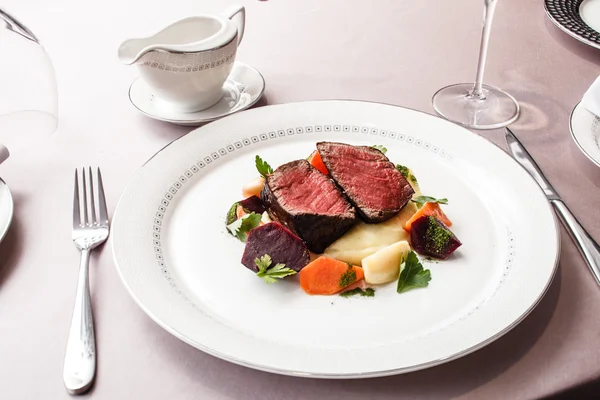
255, 254, 297, 284
255, 155, 273, 178
226, 212, 262, 242
397, 251, 432, 294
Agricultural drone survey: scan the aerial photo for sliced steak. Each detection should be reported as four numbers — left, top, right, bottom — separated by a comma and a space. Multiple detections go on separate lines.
260, 159, 356, 253
316, 141, 414, 223
241, 222, 310, 272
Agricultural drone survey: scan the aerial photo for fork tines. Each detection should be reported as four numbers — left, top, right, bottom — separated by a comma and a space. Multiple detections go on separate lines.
73, 167, 108, 228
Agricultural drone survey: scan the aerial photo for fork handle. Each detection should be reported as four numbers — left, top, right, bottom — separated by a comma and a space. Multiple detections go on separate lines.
63, 249, 96, 395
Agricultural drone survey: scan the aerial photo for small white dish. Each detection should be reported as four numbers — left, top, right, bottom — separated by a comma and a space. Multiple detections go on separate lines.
570, 102, 600, 168
128, 61, 265, 126
0, 178, 14, 243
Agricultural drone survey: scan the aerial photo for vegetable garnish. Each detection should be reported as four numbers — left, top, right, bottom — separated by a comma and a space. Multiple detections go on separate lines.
339, 264, 357, 287
255, 254, 297, 284
397, 251, 431, 294
226, 201, 240, 225
226, 212, 262, 242
411, 216, 462, 260
412, 196, 448, 206
255, 155, 273, 178
404, 202, 452, 232
300, 257, 365, 295
396, 164, 417, 183
307, 150, 329, 175
340, 287, 375, 298
371, 145, 388, 154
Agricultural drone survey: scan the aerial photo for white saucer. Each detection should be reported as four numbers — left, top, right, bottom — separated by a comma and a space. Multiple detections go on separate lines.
128, 61, 265, 126
570, 101, 600, 168
0, 178, 14, 243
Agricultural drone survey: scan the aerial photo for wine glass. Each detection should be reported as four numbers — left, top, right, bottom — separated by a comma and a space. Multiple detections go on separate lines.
432, 0, 519, 130
0, 8, 58, 156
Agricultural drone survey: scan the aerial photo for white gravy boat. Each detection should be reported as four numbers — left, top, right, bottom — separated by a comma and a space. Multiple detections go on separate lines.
118, 5, 245, 112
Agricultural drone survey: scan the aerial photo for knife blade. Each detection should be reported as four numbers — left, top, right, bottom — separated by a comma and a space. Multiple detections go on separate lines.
505, 127, 600, 287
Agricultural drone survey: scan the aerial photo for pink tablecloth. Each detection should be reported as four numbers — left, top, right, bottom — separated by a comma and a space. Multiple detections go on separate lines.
1, 0, 600, 398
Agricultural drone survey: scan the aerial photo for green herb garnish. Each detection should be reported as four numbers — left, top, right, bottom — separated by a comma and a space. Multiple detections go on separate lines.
226, 212, 262, 242
371, 145, 388, 154
255, 155, 273, 178
340, 287, 375, 298
255, 254, 297, 284
396, 164, 418, 184
397, 251, 431, 294
425, 216, 452, 254
225, 201, 240, 225
396, 164, 410, 178
412, 196, 448, 206
339, 264, 357, 288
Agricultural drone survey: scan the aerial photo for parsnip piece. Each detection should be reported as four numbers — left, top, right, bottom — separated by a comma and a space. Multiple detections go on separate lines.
261, 211, 272, 224
362, 241, 411, 284
324, 202, 418, 265
242, 176, 265, 198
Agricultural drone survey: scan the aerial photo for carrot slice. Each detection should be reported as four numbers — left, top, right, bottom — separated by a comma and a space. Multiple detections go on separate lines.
308, 150, 329, 175
235, 205, 247, 220
300, 256, 364, 295
404, 202, 452, 232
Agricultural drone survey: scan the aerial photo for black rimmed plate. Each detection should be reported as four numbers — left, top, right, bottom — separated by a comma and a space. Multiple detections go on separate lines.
545, 0, 600, 50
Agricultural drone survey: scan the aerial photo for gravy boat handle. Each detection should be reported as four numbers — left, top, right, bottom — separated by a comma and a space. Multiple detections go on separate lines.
223, 4, 245, 45
0, 144, 9, 165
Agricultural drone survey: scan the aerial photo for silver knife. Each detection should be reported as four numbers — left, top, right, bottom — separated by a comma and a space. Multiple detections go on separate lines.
506, 127, 600, 286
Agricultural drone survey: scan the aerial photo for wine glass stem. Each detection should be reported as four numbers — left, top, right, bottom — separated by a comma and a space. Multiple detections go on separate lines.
471, 0, 498, 100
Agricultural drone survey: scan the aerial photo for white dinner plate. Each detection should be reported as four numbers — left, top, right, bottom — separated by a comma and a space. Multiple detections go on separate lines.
111, 101, 559, 378
570, 102, 600, 167
0, 178, 14, 243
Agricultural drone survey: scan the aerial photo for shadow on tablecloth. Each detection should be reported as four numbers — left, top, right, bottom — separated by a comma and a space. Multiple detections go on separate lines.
543, 19, 600, 67
133, 93, 271, 142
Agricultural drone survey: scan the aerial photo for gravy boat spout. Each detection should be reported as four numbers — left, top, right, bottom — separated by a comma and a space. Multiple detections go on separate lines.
118, 40, 161, 66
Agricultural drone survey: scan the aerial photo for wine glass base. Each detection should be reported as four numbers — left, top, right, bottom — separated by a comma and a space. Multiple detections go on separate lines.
432, 83, 520, 130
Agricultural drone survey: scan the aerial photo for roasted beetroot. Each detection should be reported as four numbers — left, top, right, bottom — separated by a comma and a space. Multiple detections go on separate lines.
410, 216, 462, 260
241, 222, 310, 273
240, 195, 266, 214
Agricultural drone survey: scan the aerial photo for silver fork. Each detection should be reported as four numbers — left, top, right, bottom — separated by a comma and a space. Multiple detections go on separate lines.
63, 167, 109, 395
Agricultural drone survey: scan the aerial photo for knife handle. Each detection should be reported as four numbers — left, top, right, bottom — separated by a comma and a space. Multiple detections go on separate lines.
551, 200, 600, 286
